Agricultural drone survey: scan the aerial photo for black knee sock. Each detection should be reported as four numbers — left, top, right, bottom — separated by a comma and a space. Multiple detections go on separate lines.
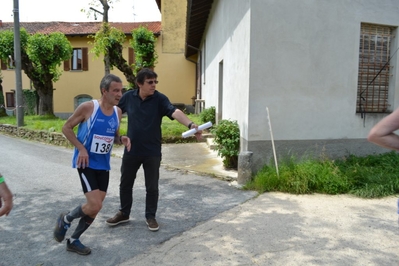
71, 216, 95, 240
66, 205, 85, 223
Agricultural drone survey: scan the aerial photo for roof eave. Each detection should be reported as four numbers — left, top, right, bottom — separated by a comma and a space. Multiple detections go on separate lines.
185, 0, 214, 58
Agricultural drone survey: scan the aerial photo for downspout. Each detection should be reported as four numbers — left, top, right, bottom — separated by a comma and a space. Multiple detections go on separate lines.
186, 44, 202, 100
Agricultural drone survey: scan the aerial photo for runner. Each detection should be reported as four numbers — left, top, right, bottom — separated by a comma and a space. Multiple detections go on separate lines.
53, 74, 131, 255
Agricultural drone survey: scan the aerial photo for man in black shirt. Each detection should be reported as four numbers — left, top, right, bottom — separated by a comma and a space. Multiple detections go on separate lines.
106, 68, 202, 231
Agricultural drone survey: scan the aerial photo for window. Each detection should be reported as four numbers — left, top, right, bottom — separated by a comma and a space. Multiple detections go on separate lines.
1, 57, 15, 70
72, 48, 82, 70
128, 47, 135, 66
74, 95, 92, 110
5, 92, 15, 108
7, 56, 15, 69
357, 23, 395, 113
64, 47, 88, 71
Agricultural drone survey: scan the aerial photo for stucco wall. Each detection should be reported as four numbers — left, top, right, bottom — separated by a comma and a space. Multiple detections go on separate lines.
1, 36, 126, 118
155, 52, 196, 104
249, 0, 399, 142
247, 138, 392, 174
1, 28, 195, 118
53, 37, 105, 115
158, 0, 196, 105
1, 64, 32, 99
161, 0, 187, 53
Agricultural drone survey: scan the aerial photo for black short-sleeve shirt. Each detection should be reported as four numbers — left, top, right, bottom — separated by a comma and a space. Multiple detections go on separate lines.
118, 89, 176, 156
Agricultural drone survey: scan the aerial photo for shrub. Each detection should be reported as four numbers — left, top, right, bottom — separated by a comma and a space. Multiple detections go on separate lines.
211, 119, 240, 169
200, 106, 216, 125
23, 89, 38, 115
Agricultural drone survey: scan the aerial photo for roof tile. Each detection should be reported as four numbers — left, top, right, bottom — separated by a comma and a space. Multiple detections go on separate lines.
0, 21, 161, 36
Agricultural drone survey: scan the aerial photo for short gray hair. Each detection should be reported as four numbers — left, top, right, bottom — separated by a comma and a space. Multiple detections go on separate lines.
100, 74, 122, 94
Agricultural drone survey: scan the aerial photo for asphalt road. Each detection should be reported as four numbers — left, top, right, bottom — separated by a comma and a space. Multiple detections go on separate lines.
0, 134, 257, 266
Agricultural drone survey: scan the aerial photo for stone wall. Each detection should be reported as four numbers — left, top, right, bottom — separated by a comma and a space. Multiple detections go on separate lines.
0, 124, 211, 147
0, 124, 71, 147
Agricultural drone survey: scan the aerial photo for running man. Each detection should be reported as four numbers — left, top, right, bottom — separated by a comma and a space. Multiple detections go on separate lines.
53, 74, 131, 255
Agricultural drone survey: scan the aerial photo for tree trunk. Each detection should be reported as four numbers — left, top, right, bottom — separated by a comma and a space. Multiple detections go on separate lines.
35, 81, 54, 116
104, 53, 111, 75
109, 42, 136, 85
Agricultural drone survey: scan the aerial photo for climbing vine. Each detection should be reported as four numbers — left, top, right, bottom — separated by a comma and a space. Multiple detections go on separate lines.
23, 89, 37, 115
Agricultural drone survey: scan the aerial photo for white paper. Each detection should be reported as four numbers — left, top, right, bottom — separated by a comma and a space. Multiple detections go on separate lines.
182, 121, 213, 138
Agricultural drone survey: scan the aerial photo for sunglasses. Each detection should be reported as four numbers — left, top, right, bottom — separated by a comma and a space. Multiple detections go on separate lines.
145, 80, 159, 85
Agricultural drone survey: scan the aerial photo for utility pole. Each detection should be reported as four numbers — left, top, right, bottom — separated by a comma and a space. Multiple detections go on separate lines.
13, 0, 23, 127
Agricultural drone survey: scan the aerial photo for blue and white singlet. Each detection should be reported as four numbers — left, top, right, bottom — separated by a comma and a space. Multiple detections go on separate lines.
72, 100, 119, 170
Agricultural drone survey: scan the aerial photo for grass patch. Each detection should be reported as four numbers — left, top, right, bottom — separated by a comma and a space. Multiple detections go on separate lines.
244, 151, 399, 198
0, 113, 202, 142
0, 115, 66, 132
160, 114, 202, 143
3, 114, 398, 199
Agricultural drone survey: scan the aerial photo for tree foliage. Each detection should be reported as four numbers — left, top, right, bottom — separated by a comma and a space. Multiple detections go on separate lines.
86, 1, 158, 88
91, 24, 158, 88
23, 89, 38, 115
84, 0, 117, 75
91, 23, 136, 85
0, 28, 72, 116
131, 26, 158, 74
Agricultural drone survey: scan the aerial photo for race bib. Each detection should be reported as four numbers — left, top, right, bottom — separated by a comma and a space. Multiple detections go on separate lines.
90, 134, 114, 154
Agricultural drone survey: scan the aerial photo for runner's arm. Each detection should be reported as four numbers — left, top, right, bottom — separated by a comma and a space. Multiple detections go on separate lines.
62, 102, 93, 168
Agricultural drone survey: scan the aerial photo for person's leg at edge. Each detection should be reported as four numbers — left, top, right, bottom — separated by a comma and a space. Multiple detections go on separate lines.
143, 156, 160, 222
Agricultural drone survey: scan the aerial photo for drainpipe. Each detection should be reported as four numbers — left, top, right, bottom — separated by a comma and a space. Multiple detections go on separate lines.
186, 44, 202, 100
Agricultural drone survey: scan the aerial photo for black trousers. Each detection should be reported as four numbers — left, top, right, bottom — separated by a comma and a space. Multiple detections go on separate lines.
119, 154, 161, 219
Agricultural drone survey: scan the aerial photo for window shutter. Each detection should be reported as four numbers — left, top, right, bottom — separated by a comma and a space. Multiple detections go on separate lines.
64, 60, 70, 71
82, 47, 89, 71
357, 23, 393, 113
128, 47, 135, 66
1, 60, 6, 70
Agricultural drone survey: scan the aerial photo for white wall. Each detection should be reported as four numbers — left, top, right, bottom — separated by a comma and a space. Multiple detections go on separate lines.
201, 0, 251, 144
201, 0, 399, 144
249, 0, 399, 141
